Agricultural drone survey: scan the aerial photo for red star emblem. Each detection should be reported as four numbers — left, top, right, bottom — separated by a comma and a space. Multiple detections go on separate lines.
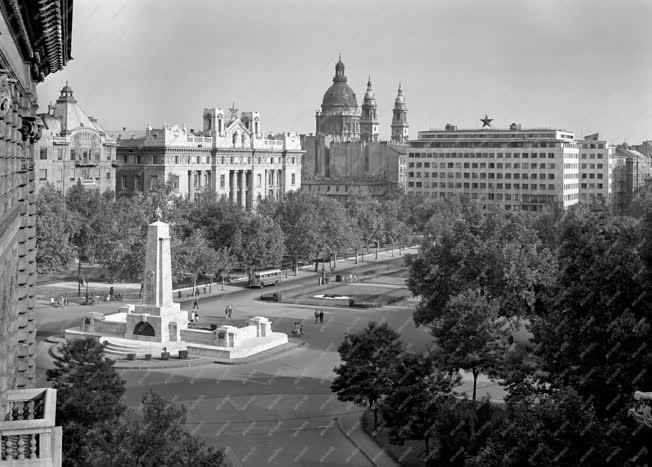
481, 115, 493, 128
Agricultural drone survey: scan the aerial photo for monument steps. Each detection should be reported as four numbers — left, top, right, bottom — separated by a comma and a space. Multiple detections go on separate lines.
102, 337, 187, 358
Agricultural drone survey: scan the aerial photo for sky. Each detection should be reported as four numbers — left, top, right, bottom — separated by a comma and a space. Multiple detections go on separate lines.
38, 0, 652, 143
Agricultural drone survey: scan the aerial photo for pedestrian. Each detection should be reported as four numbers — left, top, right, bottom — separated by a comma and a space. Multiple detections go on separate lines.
225, 305, 229, 317
58, 296, 65, 308
193, 311, 199, 323
203, 285, 207, 294
195, 288, 200, 297
319, 310, 324, 324
228, 305, 232, 318
193, 297, 199, 310
314, 309, 319, 324
49, 297, 55, 307
209, 283, 212, 294
299, 322, 303, 335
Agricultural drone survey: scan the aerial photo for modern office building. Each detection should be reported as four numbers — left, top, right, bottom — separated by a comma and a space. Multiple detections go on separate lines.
405, 122, 580, 211
0, 0, 71, 463
576, 133, 614, 204
115, 108, 303, 208
34, 83, 118, 193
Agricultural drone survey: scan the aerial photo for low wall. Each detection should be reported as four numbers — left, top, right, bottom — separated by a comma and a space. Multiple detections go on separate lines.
180, 328, 216, 346
238, 325, 258, 340
187, 333, 288, 359
95, 321, 127, 335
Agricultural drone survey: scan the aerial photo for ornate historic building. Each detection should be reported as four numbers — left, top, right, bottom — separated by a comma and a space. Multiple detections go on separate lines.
116, 107, 303, 208
391, 82, 409, 144
360, 77, 379, 143
34, 83, 117, 193
303, 57, 408, 199
1, 1, 72, 462
315, 56, 360, 142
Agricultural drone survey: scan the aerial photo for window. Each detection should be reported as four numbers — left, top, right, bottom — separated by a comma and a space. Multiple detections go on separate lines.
291, 173, 296, 186
174, 156, 179, 164
39, 147, 48, 160
106, 171, 111, 180
121, 175, 127, 189
56, 147, 64, 160
150, 175, 159, 189
38, 169, 47, 181
220, 174, 226, 188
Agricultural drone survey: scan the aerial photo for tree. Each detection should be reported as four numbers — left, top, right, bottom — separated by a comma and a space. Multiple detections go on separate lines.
171, 230, 231, 288
331, 322, 404, 428
530, 206, 651, 419
346, 196, 385, 255
35, 184, 79, 273
273, 191, 328, 270
231, 213, 285, 279
80, 391, 225, 466
468, 387, 612, 467
430, 289, 512, 405
407, 207, 556, 325
46, 338, 126, 465
65, 180, 111, 262
379, 199, 411, 252
381, 353, 461, 459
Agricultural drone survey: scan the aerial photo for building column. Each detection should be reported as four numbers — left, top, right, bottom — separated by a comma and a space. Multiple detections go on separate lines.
188, 170, 194, 200
230, 170, 237, 202
246, 171, 254, 210
263, 169, 268, 200
238, 170, 246, 208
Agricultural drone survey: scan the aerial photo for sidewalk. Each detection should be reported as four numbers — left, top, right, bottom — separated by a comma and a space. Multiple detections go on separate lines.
336, 412, 399, 467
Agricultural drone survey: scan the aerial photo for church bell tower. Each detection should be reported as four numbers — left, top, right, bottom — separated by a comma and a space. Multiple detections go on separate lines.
391, 82, 408, 144
360, 76, 379, 143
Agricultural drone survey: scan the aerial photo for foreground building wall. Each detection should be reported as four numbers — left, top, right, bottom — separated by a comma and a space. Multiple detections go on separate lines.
0, 0, 72, 433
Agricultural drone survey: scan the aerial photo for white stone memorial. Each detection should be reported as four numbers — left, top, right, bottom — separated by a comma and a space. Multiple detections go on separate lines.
65, 219, 288, 360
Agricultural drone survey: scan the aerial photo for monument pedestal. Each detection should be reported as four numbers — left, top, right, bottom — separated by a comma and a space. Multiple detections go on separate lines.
125, 303, 188, 343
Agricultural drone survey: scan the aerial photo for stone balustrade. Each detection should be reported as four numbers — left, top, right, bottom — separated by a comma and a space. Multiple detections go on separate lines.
0, 388, 61, 466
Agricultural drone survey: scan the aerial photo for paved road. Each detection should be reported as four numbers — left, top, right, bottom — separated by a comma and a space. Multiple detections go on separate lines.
33, 248, 504, 466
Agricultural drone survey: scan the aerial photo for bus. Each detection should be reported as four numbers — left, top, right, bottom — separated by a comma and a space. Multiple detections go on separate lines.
249, 269, 282, 288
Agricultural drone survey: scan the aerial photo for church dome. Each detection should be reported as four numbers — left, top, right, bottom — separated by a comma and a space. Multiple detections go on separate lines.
321, 56, 358, 110
322, 82, 358, 108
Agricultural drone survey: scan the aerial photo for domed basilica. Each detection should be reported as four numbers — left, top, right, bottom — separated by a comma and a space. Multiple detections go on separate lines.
315, 56, 408, 144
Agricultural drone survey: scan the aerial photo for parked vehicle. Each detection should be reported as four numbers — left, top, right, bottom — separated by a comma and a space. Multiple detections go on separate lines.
249, 269, 282, 288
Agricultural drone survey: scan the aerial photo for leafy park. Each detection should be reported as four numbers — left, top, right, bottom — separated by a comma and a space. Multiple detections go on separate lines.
34, 180, 652, 466
331, 202, 652, 466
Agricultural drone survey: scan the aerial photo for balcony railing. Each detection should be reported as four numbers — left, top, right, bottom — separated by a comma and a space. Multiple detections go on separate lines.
0, 388, 61, 466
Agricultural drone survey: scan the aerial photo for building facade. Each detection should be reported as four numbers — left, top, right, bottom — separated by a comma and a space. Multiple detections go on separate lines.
576, 133, 614, 204
116, 109, 303, 208
612, 147, 652, 215
34, 84, 117, 193
0, 1, 71, 461
406, 123, 580, 212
